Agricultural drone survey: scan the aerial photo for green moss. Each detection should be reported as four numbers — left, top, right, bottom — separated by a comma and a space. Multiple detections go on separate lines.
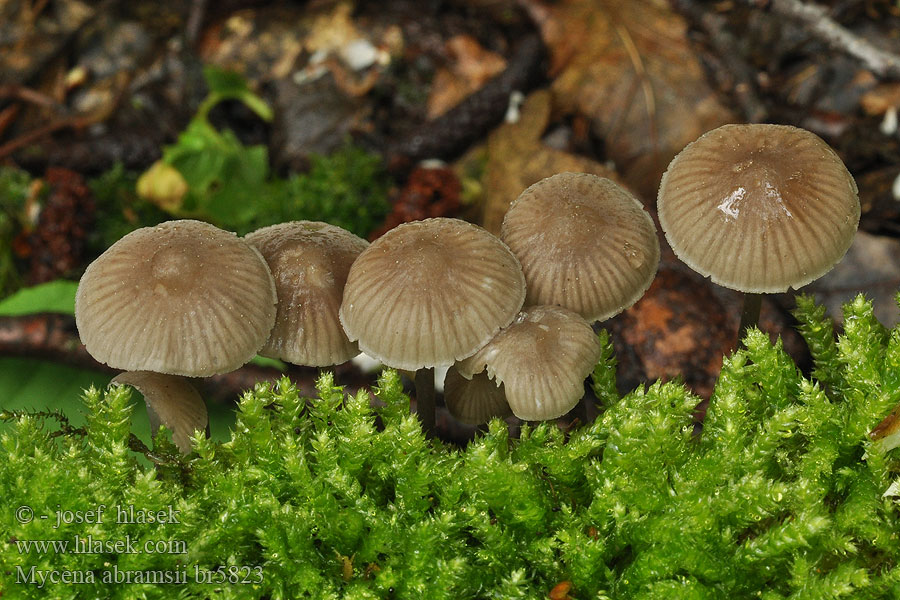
2, 296, 900, 598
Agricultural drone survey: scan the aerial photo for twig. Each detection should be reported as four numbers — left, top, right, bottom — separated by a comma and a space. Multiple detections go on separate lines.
0, 313, 489, 443
0, 313, 301, 401
753, 0, 900, 79
671, 0, 769, 122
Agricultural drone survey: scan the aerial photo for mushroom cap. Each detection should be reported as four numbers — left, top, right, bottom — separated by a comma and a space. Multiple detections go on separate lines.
112, 371, 208, 454
457, 305, 601, 421
339, 217, 526, 371
245, 221, 368, 366
76, 219, 277, 376
501, 173, 659, 322
443, 366, 512, 425
657, 124, 860, 293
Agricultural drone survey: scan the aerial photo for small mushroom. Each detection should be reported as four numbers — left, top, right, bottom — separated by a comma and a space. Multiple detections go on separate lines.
501, 172, 659, 323
443, 366, 512, 425
457, 305, 601, 421
339, 217, 525, 432
76, 219, 277, 376
657, 124, 860, 340
112, 371, 208, 454
245, 221, 368, 367
76, 219, 276, 451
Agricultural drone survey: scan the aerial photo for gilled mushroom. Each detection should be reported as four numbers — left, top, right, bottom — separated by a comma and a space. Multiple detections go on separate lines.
112, 371, 208, 454
443, 366, 512, 426
76, 219, 277, 452
657, 124, 859, 341
76, 219, 277, 376
245, 221, 368, 367
339, 217, 526, 432
501, 173, 659, 323
457, 305, 601, 421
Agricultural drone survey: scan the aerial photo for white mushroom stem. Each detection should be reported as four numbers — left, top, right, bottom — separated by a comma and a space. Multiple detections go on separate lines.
414, 368, 436, 436
112, 371, 209, 454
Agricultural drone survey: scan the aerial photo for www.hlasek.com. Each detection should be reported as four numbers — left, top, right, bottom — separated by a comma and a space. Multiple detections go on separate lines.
13, 503, 263, 588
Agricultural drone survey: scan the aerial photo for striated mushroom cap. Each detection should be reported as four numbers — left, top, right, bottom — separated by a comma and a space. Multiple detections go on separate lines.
245, 221, 368, 366
339, 218, 526, 371
443, 366, 512, 425
457, 305, 601, 421
76, 220, 277, 376
501, 173, 659, 322
112, 371, 208, 454
657, 124, 859, 293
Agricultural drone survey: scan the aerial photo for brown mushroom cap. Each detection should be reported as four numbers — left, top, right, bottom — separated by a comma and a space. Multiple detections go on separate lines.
501, 173, 659, 322
112, 371, 208, 454
76, 220, 277, 376
339, 217, 526, 371
457, 305, 601, 421
245, 221, 368, 366
657, 124, 860, 293
443, 366, 512, 425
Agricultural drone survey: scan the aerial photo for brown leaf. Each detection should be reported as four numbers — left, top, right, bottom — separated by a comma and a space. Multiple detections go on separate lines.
427, 35, 507, 118
522, 0, 736, 198
465, 89, 619, 235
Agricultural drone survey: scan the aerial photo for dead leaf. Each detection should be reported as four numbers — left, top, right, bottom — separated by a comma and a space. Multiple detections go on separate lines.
461, 89, 619, 235
427, 35, 507, 118
860, 82, 900, 115
522, 0, 736, 199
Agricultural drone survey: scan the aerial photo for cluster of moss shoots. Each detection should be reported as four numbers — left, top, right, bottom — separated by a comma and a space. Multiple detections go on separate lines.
2, 294, 900, 598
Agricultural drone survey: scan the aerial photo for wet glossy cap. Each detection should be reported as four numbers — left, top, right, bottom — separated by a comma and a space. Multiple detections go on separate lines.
339, 218, 526, 371
112, 371, 208, 454
658, 124, 860, 293
501, 173, 659, 322
76, 220, 277, 376
443, 366, 512, 425
457, 305, 601, 421
245, 221, 368, 366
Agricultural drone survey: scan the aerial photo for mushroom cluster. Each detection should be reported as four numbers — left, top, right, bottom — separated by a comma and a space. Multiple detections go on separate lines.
87, 133, 860, 439
445, 172, 660, 424
75, 166, 669, 440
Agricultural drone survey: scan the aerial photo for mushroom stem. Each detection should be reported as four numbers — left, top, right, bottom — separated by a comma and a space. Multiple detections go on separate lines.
414, 367, 436, 436
737, 293, 762, 347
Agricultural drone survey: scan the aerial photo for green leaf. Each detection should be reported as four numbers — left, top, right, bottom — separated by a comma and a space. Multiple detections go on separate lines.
200, 65, 273, 122
163, 121, 271, 227
0, 279, 78, 316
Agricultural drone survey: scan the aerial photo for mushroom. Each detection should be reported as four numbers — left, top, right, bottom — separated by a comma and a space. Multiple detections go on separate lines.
457, 305, 601, 421
657, 124, 859, 341
501, 172, 660, 323
76, 219, 277, 376
339, 217, 526, 433
245, 221, 368, 367
443, 366, 512, 426
76, 219, 277, 451
112, 371, 208, 454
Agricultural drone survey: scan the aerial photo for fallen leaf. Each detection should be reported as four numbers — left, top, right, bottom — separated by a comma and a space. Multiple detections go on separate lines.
427, 35, 507, 118
464, 89, 619, 235
522, 0, 736, 198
